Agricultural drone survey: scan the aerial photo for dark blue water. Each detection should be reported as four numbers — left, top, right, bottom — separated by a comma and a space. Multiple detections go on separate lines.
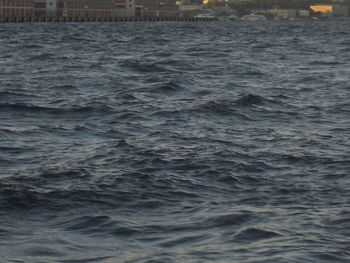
0, 20, 349, 262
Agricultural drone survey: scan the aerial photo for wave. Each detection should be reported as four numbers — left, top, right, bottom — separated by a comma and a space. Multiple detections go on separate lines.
0, 102, 113, 115
188, 93, 275, 117
235, 93, 266, 106
325, 101, 350, 113
309, 60, 341, 66
1, 21, 349, 262
119, 59, 168, 73
192, 99, 239, 116
309, 252, 350, 263
231, 227, 282, 243
149, 81, 184, 94
0, 166, 202, 210
204, 212, 253, 228
59, 215, 141, 237
159, 233, 210, 248
57, 256, 114, 263
0, 91, 40, 100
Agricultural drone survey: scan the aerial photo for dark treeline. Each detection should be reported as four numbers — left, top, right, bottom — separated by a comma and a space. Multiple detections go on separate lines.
230, 0, 350, 9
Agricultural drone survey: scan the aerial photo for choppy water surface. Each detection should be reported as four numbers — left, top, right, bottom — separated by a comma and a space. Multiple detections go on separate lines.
0, 20, 349, 262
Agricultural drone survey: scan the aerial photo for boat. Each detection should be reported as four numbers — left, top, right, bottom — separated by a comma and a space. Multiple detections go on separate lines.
228, 14, 239, 20
218, 16, 230, 21
240, 14, 266, 21
194, 14, 216, 19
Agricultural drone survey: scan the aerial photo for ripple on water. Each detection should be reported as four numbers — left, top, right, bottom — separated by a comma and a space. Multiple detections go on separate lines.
0, 20, 350, 262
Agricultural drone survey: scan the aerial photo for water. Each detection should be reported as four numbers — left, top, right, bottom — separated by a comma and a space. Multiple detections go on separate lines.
0, 20, 349, 262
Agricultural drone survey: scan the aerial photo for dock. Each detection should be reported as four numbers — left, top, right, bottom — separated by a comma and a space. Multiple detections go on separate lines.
0, 16, 217, 23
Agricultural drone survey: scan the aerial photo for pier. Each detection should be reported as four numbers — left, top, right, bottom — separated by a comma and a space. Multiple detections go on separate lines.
0, 16, 217, 23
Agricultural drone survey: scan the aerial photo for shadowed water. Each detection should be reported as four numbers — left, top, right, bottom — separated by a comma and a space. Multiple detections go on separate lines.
0, 20, 350, 262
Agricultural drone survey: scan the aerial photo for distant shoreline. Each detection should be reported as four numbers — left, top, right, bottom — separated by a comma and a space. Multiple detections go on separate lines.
1, 16, 349, 23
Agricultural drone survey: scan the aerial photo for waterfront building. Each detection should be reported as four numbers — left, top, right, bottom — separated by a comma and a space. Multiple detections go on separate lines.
33, 0, 56, 16
59, 0, 134, 18
203, 0, 228, 7
298, 10, 310, 17
0, 0, 135, 19
114, 0, 135, 17
268, 9, 297, 19
310, 5, 349, 17
0, 0, 34, 17
135, 0, 178, 17
61, 0, 110, 18
178, 3, 203, 17
0, 0, 187, 19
